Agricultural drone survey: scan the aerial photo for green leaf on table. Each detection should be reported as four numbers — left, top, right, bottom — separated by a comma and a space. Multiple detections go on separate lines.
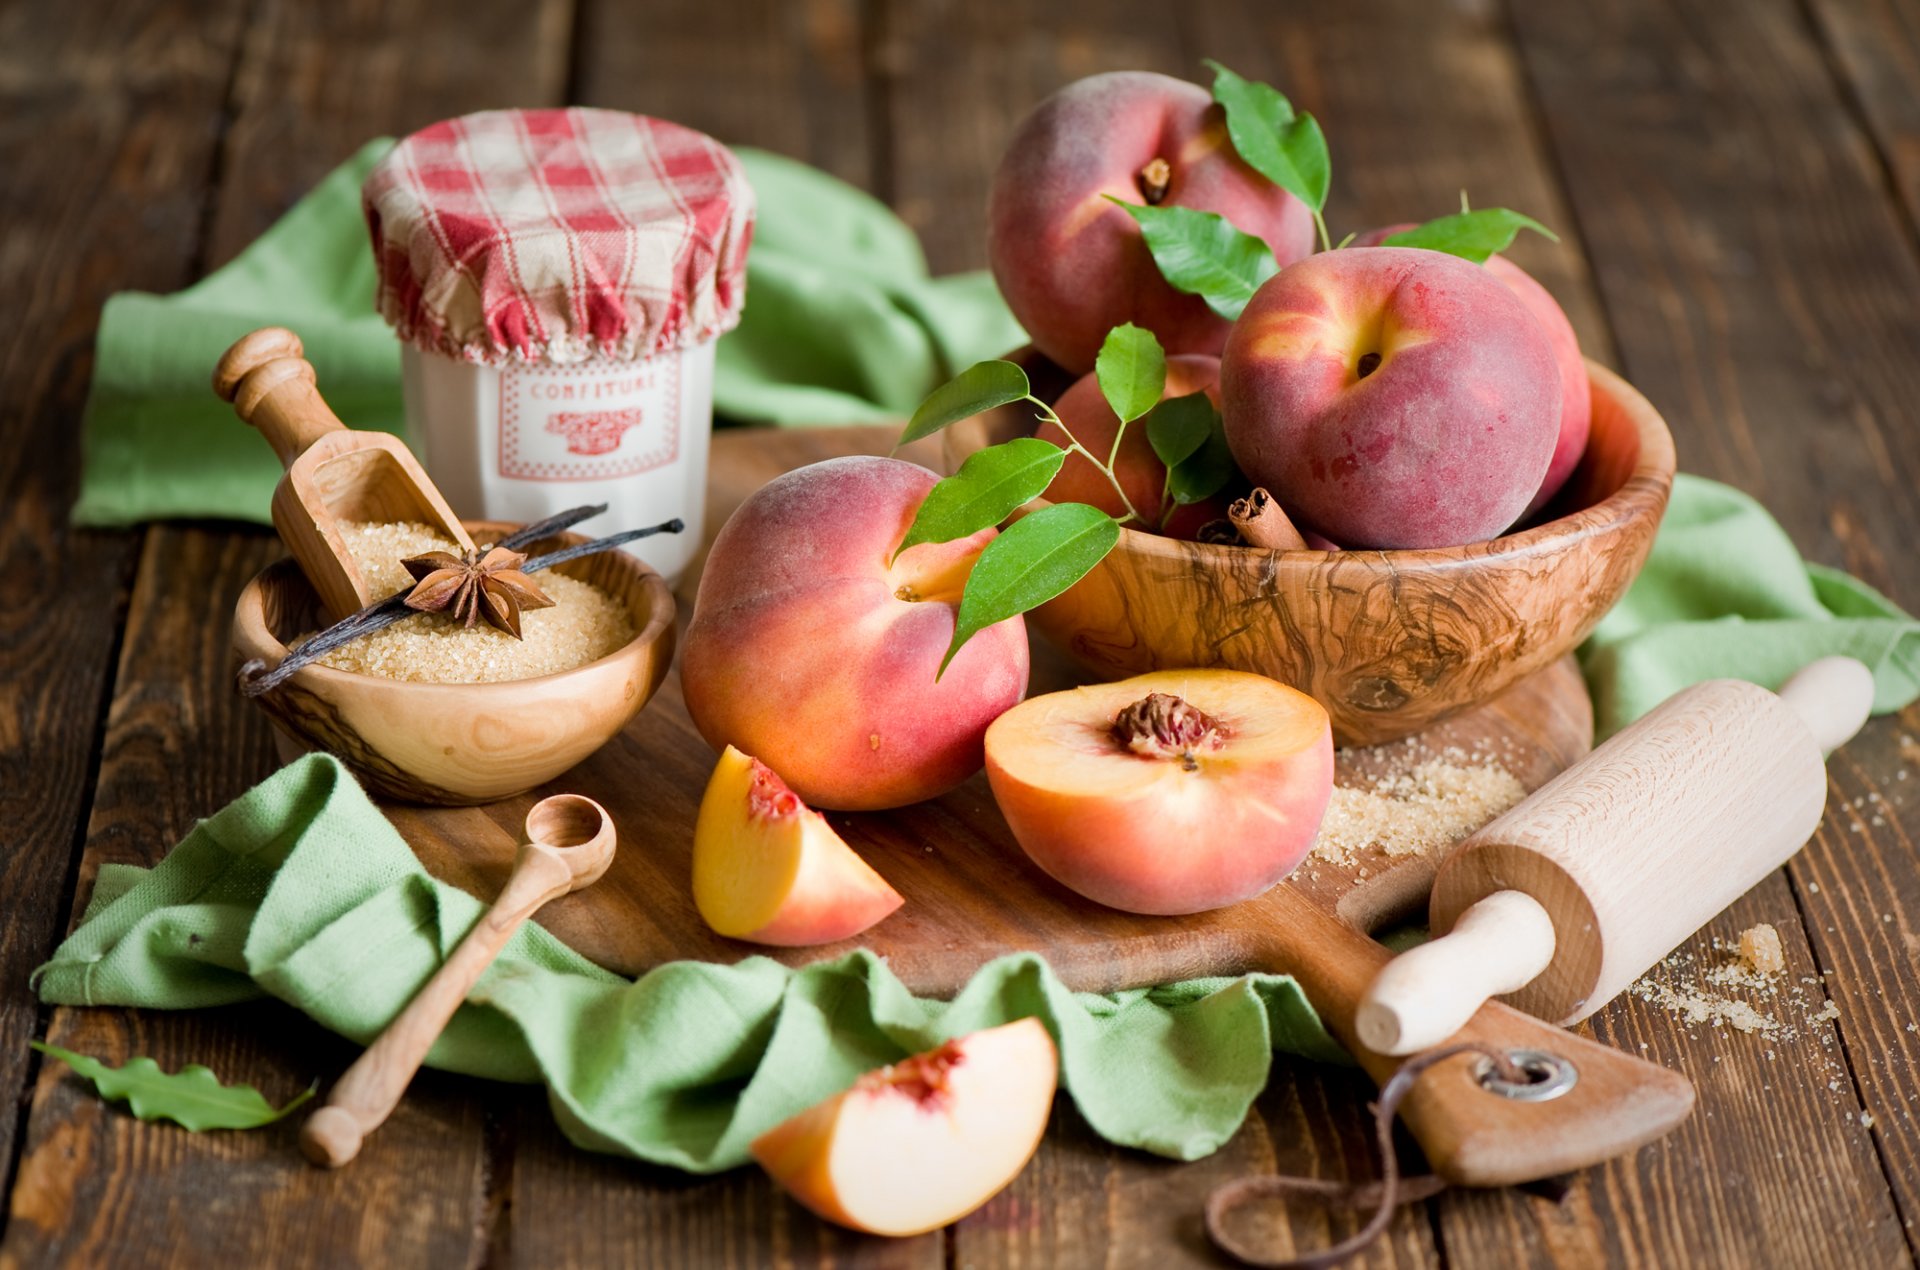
895, 438, 1066, 559
31, 1042, 315, 1131
940, 503, 1120, 676
1109, 200, 1278, 320
1094, 324, 1167, 425
1145, 391, 1216, 470
898, 360, 1031, 447
1150, 394, 1236, 506
1383, 208, 1558, 264
1205, 60, 1331, 214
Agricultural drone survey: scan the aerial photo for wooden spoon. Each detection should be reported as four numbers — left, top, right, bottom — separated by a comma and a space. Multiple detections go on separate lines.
300, 794, 617, 1168
215, 327, 474, 621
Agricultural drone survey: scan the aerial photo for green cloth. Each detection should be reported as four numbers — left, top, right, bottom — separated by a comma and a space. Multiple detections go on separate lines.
1582, 474, 1920, 737
34, 754, 1345, 1172
70, 143, 1022, 527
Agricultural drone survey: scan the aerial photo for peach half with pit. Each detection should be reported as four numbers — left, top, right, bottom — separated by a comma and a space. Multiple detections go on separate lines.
984, 669, 1333, 915
988, 70, 1316, 373
681, 456, 1031, 811
751, 1018, 1058, 1236
693, 745, 903, 946
1220, 247, 1561, 549
1035, 353, 1232, 539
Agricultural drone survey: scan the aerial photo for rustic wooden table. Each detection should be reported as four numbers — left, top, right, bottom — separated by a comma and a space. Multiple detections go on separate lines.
4, 1, 1920, 1265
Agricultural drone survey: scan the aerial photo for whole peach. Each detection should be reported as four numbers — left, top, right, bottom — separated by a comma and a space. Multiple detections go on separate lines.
1354, 225, 1590, 518
988, 71, 1317, 373
1220, 247, 1561, 549
682, 457, 1030, 811
1034, 354, 1232, 538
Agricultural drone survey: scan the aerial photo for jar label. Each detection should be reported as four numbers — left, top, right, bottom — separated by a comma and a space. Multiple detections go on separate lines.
498, 357, 682, 481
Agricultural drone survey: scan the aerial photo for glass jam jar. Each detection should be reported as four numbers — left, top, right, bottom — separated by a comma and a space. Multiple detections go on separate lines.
363, 108, 754, 585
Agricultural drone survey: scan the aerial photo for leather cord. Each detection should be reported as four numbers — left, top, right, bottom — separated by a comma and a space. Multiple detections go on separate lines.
1205, 1042, 1533, 1270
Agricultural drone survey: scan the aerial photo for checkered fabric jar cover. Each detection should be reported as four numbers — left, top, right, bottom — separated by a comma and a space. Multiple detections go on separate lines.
363, 108, 754, 366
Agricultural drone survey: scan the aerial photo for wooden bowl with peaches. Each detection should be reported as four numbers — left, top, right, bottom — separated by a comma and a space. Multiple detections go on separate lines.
944, 351, 1675, 747
231, 520, 676, 804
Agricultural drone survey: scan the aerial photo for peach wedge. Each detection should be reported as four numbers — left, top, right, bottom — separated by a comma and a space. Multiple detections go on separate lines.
751, 1019, 1059, 1235
693, 745, 903, 946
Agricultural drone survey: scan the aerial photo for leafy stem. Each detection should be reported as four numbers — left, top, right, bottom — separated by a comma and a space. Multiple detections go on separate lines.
1030, 394, 1148, 527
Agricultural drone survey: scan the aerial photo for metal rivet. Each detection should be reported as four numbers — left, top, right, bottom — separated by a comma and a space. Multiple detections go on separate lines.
1474, 1049, 1579, 1102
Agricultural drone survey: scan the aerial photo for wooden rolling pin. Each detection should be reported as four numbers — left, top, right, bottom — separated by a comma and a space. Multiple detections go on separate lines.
1357, 657, 1875, 1055
215, 327, 474, 620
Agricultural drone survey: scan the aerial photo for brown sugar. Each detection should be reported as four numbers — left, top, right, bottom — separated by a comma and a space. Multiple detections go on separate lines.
1738, 923, 1787, 977
1310, 758, 1528, 866
305, 521, 634, 683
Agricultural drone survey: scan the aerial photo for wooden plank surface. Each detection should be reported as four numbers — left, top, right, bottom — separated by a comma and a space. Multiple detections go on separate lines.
0, 0, 248, 1230
1, 0, 573, 1265
1510, 0, 1920, 1263
872, 9, 1439, 1265
6, 0, 1920, 1265
1808, 0, 1920, 234
508, 8, 939, 1266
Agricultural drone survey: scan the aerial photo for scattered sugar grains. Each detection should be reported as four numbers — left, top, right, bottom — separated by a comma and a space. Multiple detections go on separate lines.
304, 521, 634, 684
1630, 924, 1846, 1044
1310, 755, 1527, 865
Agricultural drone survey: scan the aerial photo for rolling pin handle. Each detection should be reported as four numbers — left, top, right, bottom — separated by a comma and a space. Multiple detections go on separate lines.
1356, 890, 1558, 1057
1776, 656, 1875, 757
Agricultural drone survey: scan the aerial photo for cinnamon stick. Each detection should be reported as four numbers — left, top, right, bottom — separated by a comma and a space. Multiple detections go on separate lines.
1227, 488, 1308, 551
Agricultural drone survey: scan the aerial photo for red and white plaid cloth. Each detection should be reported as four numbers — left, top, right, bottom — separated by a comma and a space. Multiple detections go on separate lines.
363, 108, 754, 366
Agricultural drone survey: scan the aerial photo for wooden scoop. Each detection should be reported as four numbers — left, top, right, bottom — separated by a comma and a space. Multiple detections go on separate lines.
1357, 656, 1876, 1055
300, 794, 616, 1168
215, 327, 474, 620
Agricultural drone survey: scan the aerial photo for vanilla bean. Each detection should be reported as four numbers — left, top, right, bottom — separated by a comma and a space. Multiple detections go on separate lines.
492, 503, 609, 551
237, 517, 685, 697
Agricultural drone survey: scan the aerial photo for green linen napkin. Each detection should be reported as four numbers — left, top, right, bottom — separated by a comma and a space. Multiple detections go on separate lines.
34, 754, 1345, 1171
1581, 474, 1920, 737
70, 141, 1021, 528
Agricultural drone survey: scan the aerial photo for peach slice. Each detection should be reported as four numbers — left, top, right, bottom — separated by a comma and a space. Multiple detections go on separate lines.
985, 670, 1334, 915
751, 1018, 1059, 1235
693, 745, 904, 946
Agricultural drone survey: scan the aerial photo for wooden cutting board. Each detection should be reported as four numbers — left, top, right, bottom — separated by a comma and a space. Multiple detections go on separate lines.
381, 426, 1695, 1189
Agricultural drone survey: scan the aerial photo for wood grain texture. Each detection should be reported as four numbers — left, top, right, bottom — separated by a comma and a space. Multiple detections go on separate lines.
1507, 0, 1920, 1263
0, 0, 249, 1224
946, 359, 1673, 747
574, 0, 875, 193
954, 1084, 1441, 1270
878, 0, 1190, 274
205, 0, 572, 264
1806, 0, 1920, 237
3, 0, 574, 1264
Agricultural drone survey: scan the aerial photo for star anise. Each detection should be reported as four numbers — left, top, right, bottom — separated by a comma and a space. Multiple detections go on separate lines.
400, 545, 556, 639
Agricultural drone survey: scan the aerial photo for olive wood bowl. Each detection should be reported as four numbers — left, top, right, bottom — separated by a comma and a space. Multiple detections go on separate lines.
944, 355, 1675, 746
231, 520, 675, 804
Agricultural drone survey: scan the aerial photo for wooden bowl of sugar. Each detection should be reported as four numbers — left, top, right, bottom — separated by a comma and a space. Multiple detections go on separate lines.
945, 355, 1675, 747
232, 519, 675, 804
